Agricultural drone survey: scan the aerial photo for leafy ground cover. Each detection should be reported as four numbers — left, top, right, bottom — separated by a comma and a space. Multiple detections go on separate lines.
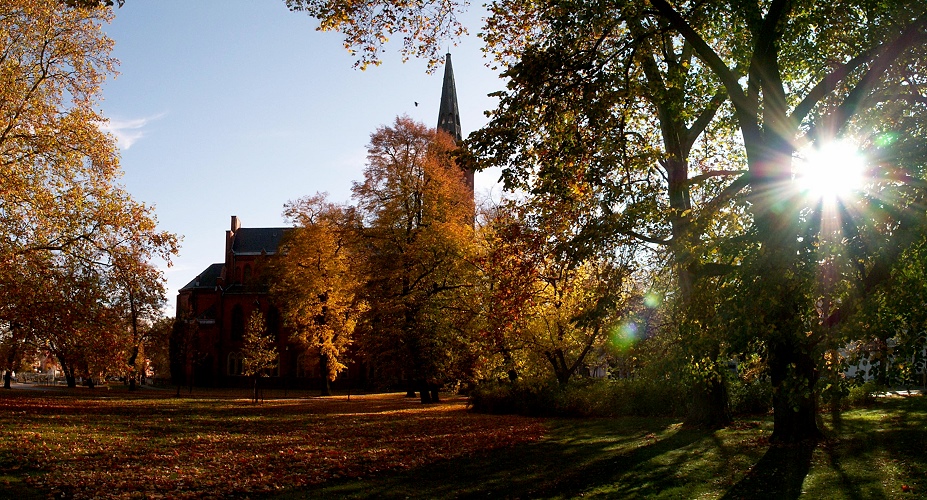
0, 386, 544, 499
0, 386, 924, 499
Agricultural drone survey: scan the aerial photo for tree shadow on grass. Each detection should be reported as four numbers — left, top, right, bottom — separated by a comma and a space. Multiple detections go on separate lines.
274, 419, 713, 499
720, 441, 815, 500
808, 396, 927, 498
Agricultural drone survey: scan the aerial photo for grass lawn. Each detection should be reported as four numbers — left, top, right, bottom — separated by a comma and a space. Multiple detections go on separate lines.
0, 385, 924, 499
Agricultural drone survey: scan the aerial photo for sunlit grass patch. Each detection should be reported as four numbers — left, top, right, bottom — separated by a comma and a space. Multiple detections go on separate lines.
299, 396, 926, 499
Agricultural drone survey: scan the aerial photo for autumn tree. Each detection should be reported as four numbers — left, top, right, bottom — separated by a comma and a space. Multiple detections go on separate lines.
0, 321, 35, 389
61, 0, 124, 8
30, 263, 121, 388
270, 193, 366, 396
353, 116, 476, 403
108, 248, 168, 390
145, 317, 175, 383
477, 198, 639, 385
2, 0, 118, 262
284, 0, 465, 70
0, 0, 178, 388
170, 315, 200, 395
472, 202, 541, 382
242, 311, 278, 403
468, 0, 753, 427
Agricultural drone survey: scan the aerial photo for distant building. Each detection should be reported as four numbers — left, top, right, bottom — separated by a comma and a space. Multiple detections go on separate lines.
175, 216, 299, 387
437, 52, 474, 196
174, 54, 468, 388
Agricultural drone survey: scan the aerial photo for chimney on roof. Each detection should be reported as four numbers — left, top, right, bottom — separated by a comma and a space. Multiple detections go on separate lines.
226, 216, 240, 271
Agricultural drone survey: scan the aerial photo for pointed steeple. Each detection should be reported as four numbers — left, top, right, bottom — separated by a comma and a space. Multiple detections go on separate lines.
436, 53, 473, 196
436, 53, 462, 143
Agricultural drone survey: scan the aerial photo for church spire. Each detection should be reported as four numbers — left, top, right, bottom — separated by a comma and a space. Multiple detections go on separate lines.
436, 53, 473, 195
436, 53, 462, 143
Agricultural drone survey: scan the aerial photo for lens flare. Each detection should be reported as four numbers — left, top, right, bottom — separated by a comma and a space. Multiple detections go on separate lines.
609, 321, 639, 352
643, 292, 661, 308
794, 140, 867, 203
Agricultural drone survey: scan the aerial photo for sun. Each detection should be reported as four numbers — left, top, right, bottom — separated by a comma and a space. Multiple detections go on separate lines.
794, 140, 867, 203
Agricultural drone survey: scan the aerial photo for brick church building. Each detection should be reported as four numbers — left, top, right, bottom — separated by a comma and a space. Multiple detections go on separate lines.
174, 54, 467, 388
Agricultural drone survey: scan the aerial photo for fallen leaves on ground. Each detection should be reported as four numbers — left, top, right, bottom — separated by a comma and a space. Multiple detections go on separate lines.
0, 391, 546, 499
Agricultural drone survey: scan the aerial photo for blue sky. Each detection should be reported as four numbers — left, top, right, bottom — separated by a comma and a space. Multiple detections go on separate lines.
100, 1, 503, 313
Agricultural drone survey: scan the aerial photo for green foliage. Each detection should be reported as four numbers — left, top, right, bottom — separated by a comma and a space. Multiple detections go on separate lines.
728, 377, 773, 415
845, 381, 882, 408
843, 235, 927, 387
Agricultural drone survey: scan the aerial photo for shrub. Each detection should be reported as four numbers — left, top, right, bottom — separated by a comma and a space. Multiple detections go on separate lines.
728, 378, 773, 415
467, 380, 557, 415
469, 378, 686, 418
845, 380, 882, 408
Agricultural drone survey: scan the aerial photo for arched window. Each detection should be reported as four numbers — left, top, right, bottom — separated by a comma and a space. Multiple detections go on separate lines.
243, 264, 252, 283
227, 352, 244, 376
230, 305, 245, 341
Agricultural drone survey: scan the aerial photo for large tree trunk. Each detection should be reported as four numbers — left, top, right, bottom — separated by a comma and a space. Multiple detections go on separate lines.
502, 348, 518, 382
751, 143, 823, 443
875, 336, 890, 386
769, 337, 822, 443
59, 358, 77, 388
4, 340, 19, 389
128, 344, 139, 391
686, 371, 731, 429
128, 297, 140, 391
545, 349, 572, 385
319, 353, 332, 397
418, 379, 432, 404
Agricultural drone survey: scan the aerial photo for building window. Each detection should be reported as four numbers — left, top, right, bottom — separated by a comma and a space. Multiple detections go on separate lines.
231, 305, 245, 340
227, 352, 243, 376
296, 353, 321, 378
266, 306, 280, 337
243, 264, 252, 283
268, 355, 280, 377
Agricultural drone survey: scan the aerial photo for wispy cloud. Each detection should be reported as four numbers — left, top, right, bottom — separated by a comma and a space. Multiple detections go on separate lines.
98, 113, 166, 150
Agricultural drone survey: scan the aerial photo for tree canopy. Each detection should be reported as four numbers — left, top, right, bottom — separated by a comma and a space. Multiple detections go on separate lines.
270, 194, 366, 396
290, 0, 927, 441
352, 116, 477, 402
1, 0, 178, 386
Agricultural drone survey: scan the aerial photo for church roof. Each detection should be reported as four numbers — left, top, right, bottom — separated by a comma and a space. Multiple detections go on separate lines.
231, 227, 291, 256
179, 263, 224, 291
437, 53, 462, 143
